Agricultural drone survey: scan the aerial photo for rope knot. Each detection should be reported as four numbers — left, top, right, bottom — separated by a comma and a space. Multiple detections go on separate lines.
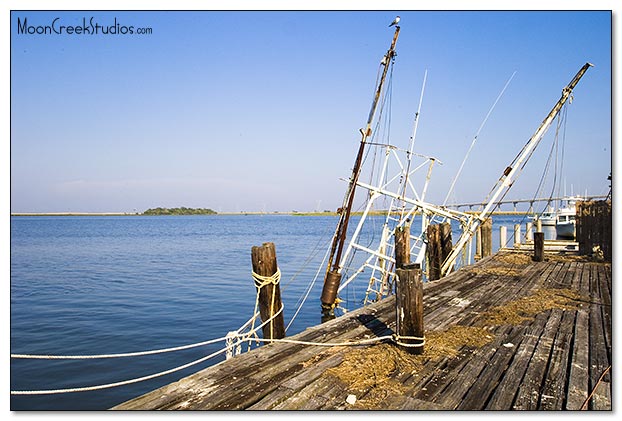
251, 268, 281, 289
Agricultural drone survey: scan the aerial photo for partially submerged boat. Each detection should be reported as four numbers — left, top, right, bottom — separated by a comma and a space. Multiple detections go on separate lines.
317, 23, 592, 318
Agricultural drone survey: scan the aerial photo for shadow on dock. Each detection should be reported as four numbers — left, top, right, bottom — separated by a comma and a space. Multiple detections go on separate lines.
112, 248, 611, 411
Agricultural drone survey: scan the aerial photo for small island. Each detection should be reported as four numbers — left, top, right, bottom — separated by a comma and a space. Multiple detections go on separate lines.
143, 207, 217, 216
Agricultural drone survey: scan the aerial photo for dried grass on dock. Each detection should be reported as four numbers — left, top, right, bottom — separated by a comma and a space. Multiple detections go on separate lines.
469, 251, 533, 277
325, 285, 587, 409
326, 326, 495, 409
477, 287, 585, 326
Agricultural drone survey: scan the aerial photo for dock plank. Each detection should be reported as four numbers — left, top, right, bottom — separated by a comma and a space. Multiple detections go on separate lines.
565, 310, 590, 410
485, 314, 549, 409
112, 252, 611, 411
456, 326, 524, 410
539, 309, 575, 410
587, 264, 611, 411
509, 309, 563, 410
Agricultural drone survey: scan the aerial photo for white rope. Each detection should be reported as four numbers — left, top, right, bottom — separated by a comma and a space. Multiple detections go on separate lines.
11, 333, 397, 395
248, 267, 282, 343
251, 268, 281, 288
11, 346, 229, 395
392, 333, 426, 348
11, 336, 228, 360
285, 246, 329, 331
252, 335, 394, 347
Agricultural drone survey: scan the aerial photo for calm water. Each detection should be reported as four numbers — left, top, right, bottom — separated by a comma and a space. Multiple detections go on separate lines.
10, 214, 540, 410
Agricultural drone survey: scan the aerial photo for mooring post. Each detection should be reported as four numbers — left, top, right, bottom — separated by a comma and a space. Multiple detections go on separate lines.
440, 222, 453, 268
395, 264, 424, 355
481, 218, 493, 257
426, 224, 441, 281
474, 226, 482, 261
500, 226, 507, 249
533, 232, 545, 262
536, 219, 542, 233
527, 221, 533, 240
251, 242, 286, 340
514, 224, 521, 248
394, 224, 411, 269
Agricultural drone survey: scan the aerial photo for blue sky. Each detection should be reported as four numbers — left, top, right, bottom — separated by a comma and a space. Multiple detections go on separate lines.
9, 9, 613, 213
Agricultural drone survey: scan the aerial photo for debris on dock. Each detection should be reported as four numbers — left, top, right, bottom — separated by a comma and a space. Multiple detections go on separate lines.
112, 250, 611, 411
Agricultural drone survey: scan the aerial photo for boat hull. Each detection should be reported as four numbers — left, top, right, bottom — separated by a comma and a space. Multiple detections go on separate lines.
539, 217, 556, 226
556, 221, 575, 239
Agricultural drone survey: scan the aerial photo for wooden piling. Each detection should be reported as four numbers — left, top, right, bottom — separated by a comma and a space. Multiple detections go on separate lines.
395, 264, 424, 355
481, 218, 493, 257
251, 242, 286, 340
426, 224, 441, 281
500, 226, 507, 249
526, 222, 533, 241
474, 227, 482, 261
514, 224, 521, 248
440, 222, 453, 267
426, 222, 453, 281
394, 224, 411, 269
533, 232, 544, 262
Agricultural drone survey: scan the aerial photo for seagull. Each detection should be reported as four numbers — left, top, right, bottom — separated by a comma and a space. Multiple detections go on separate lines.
389, 16, 400, 27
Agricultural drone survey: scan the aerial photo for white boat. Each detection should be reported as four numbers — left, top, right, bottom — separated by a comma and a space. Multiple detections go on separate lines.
555, 196, 580, 238
533, 206, 557, 226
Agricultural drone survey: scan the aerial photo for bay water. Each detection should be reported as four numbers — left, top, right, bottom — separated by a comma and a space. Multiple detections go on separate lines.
10, 213, 539, 410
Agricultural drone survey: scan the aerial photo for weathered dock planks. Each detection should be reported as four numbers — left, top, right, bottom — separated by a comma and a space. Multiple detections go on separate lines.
113, 250, 611, 411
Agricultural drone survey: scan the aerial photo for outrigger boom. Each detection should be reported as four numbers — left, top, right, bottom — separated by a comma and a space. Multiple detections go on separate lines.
440, 62, 593, 276
319, 20, 592, 316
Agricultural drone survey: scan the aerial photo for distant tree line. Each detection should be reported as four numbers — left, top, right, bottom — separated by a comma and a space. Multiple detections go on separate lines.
143, 207, 217, 215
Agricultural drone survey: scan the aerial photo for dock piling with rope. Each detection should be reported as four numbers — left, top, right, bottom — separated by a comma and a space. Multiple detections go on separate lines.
112, 248, 611, 410
394, 264, 424, 355
251, 242, 285, 340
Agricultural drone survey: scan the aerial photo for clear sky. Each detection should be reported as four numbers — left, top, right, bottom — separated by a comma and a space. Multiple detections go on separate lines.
8, 6, 614, 213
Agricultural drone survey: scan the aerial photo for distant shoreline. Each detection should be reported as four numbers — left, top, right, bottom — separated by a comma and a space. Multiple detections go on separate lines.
10, 211, 534, 217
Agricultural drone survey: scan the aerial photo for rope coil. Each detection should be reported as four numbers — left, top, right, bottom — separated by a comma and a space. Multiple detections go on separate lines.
392, 333, 425, 348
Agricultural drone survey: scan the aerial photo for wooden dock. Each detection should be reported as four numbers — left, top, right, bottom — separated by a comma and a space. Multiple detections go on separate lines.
112, 250, 611, 410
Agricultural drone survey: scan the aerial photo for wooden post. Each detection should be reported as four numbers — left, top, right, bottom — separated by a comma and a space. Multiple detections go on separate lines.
474, 226, 482, 261
527, 221, 533, 240
536, 219, 542, 233
395, 264, 424, 355
499, 226, 507, 249
440, 222, 453, 267
514, 224, 521, 248
481, 218, 493, 257
394, 224, 411, 269
251, 242, 286, 340
533, 232, 544, 262
426, 224, 441, 281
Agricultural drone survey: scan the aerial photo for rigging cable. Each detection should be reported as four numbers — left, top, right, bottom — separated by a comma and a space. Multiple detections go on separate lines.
339, 59, 396, 310
443, 71, 516, 206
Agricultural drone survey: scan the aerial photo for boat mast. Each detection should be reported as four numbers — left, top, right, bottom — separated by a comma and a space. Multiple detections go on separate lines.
440, 62, 593, 276
321, 25, 401, 312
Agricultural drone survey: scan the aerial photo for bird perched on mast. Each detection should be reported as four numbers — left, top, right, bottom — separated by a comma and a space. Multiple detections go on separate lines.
389, 16, 400, 27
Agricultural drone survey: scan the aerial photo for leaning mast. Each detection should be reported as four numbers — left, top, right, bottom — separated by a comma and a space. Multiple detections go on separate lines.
320, 24, 401, 313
